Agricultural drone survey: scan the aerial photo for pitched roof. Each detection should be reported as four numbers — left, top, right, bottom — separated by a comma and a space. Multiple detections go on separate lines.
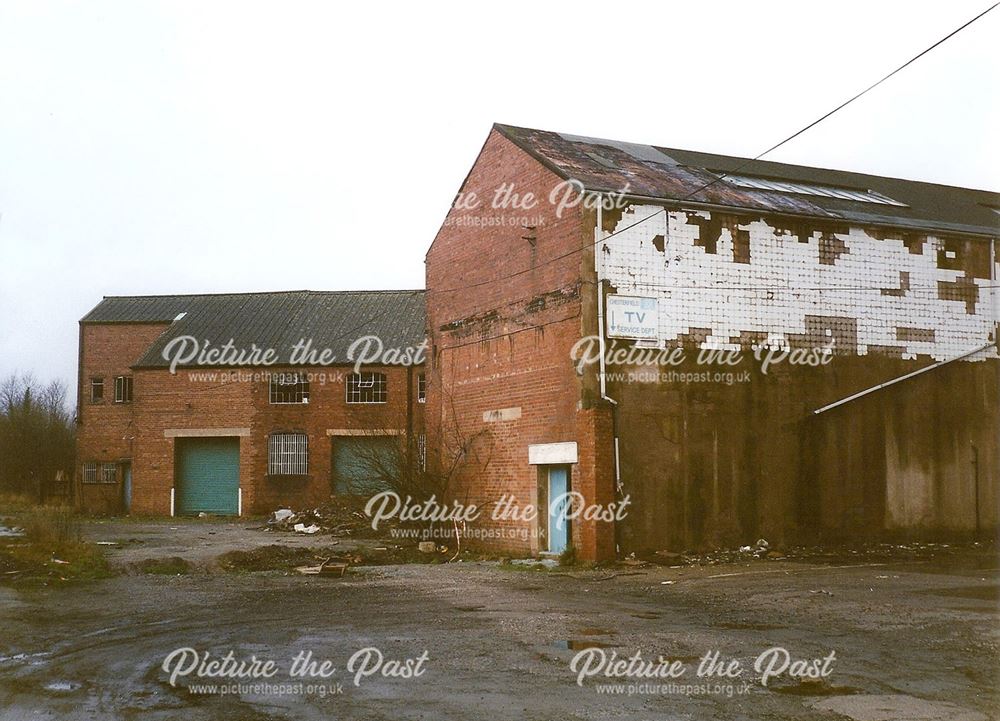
82, 290, 426, 368
495, 124, 1000, 238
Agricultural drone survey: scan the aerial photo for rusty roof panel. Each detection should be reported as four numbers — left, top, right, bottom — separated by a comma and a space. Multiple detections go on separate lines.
495, 124, 1000, 237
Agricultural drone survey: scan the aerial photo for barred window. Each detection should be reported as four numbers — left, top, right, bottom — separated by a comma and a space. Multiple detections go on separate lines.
268, 433, 308, 475
101, 463, 117, 484
114, 376, 133, 403
417, 373, 426, 403
346, 372, 387, 404
269, 373, 309, 404
417, 434, 426, 471
90, 378, 104, 403
82, 461, 98, 484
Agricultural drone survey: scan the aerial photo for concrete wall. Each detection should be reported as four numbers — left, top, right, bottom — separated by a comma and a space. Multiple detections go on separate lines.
597, 203, 999, 551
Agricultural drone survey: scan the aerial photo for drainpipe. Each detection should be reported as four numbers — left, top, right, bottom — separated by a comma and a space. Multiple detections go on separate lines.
406, 366, 414, 476
595, 197, 623, 555
992, 239, 998, 341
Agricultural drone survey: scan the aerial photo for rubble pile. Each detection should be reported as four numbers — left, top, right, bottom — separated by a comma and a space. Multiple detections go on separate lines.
264, 496, 400, 538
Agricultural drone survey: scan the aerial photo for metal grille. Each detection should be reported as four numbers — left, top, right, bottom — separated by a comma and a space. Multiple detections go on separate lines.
346, 372, 387, 404
417, 434, 426, 471
82, 462, 98, 484
269, 372, 309, 404
268, 433, 309, 475
100, 463, 117, 484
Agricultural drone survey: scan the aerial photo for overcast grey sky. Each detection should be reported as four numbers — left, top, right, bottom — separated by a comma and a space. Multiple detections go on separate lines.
0, 0, 997, 396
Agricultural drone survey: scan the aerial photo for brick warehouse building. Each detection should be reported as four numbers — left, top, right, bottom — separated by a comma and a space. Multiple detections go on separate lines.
76, 290, 426, 515
424, 124, 999, 562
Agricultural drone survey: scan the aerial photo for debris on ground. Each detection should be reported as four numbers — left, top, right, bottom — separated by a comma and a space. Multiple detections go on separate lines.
271, 509, 294, 524
638, 539, 987, 567
418, 541, 436, 553
510, 558, 558, 570
263, 497, 406, 538
295, 557, 349, 577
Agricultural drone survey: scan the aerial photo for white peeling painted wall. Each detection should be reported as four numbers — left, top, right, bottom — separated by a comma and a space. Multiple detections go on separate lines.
599, 205, 998, 360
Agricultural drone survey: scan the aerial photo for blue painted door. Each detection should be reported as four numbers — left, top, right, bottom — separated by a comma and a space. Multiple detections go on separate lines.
122, 463, 132, 513
548, 467, 570, 553
176, 438, 239, 515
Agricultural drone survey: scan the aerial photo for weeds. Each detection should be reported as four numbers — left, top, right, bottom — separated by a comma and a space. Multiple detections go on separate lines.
21, 506, 80, 545
0, 505, 112, 583
558, 545, 577, 566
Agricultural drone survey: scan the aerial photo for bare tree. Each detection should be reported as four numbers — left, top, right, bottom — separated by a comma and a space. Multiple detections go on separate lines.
0, 372, 75, 502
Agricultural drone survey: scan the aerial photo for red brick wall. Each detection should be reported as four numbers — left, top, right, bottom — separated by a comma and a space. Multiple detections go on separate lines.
77, 320, 424, 515
130, 364, 422, 515
425, 129, 616, 560
76, 322, 172, 513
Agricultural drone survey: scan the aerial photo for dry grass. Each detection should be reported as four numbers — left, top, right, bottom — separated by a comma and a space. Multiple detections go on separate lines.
20, 505, 80, 545
0, 505, 111, 583
0, 492, 37, 515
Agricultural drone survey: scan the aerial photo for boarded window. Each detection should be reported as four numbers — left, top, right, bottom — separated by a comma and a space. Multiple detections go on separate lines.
268, 433, 308, 475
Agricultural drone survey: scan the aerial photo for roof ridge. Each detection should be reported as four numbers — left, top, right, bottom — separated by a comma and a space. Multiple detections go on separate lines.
494, 123, 1000, 196
99, 288, 426, 301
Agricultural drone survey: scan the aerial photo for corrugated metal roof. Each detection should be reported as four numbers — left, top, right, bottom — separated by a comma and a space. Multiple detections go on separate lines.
80, 295, 200, 323
495, 124, 1000, 238
82, 290, 426, 368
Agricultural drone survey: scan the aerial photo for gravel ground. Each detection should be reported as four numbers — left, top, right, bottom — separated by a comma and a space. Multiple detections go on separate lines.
0, 519, 996, 720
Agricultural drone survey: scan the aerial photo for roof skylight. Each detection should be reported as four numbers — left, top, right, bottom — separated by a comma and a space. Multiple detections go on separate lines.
722, 174, 906, 206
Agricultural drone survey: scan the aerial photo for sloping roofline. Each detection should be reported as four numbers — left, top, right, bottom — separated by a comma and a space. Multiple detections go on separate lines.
493, 123, 1000, 238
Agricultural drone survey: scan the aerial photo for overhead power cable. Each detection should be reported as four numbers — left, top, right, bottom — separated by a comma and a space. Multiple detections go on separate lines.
428, 2, 998, 298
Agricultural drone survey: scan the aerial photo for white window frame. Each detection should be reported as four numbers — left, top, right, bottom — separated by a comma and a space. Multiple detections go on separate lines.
417, 434, 427, 471
82, 461, 98, 484
269, 372, 310, 405
417, 373, 426, 403
268, 432, 309, 475
346, 372, 387, 404
114, 375, 133, 404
